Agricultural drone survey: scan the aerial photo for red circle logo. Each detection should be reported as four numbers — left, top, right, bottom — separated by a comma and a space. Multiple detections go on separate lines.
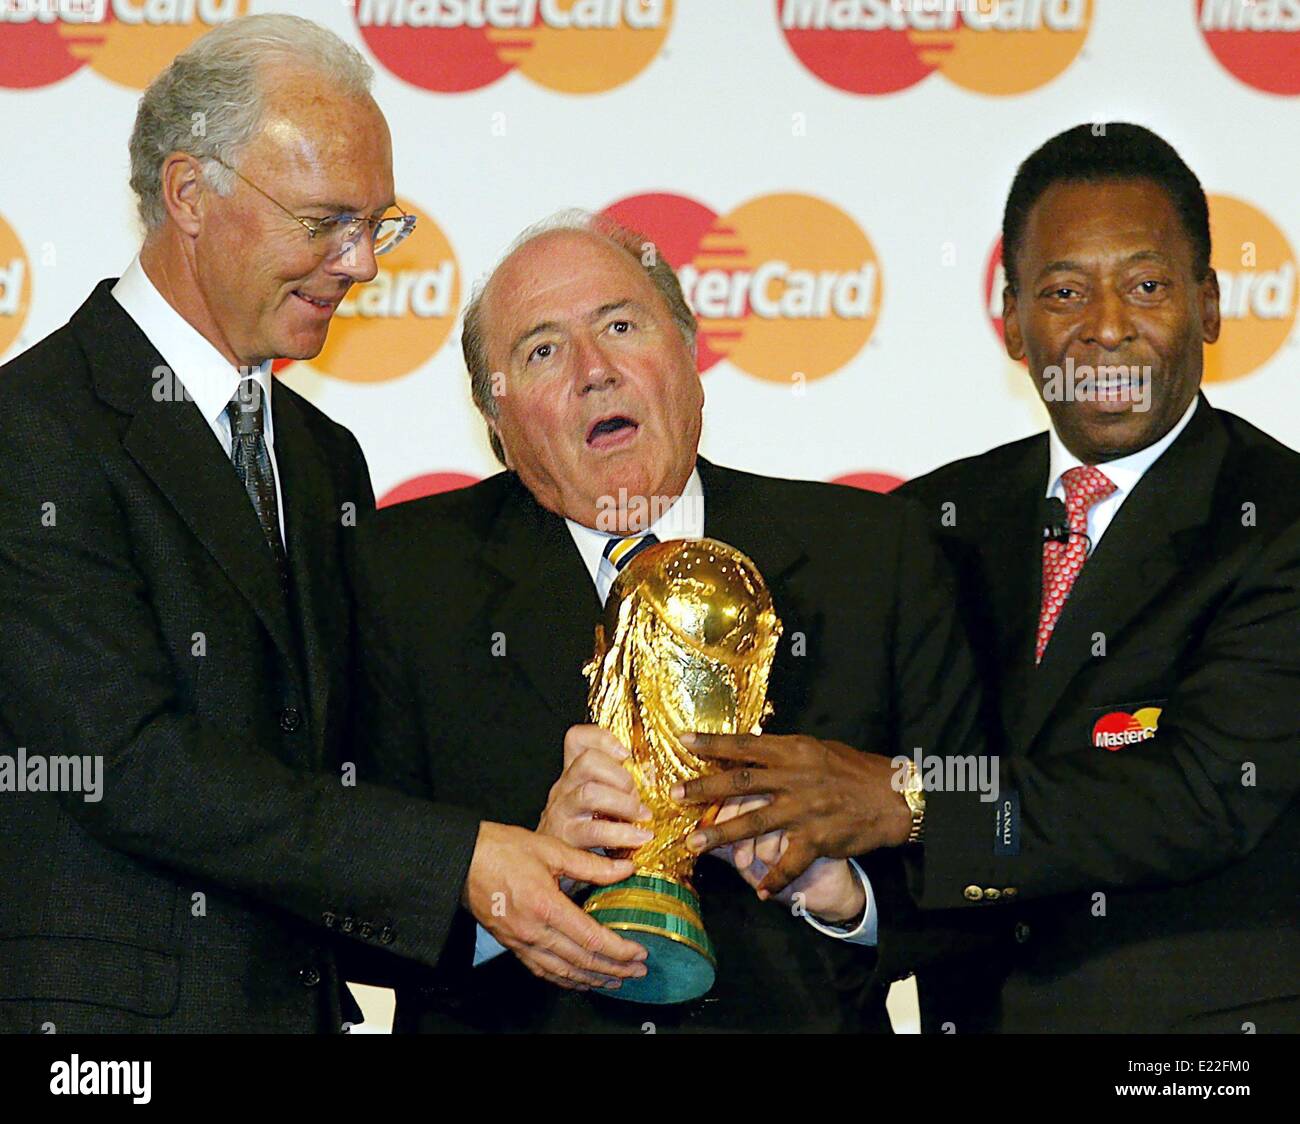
378, 471, 481, 507
1197, 0, 1300, 95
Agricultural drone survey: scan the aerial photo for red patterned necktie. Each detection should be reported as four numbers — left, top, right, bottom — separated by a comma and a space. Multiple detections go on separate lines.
1035, 465, 1116, 663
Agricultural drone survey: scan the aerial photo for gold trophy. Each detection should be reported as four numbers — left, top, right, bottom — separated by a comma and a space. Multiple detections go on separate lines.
582, 538, 782, 1004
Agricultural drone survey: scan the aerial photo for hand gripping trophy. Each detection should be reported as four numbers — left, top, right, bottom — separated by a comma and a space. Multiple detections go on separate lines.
582, 538, 782, 1004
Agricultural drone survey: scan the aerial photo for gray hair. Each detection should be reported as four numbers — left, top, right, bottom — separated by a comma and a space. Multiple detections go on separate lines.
463, 209, 698, 466
128, 13, 374, 233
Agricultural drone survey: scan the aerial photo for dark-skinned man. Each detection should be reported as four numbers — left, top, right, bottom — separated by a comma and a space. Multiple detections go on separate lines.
677, 123, 1300, 1033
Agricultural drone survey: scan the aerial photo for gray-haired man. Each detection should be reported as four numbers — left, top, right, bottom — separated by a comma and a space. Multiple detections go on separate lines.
0, 14, 642, 1033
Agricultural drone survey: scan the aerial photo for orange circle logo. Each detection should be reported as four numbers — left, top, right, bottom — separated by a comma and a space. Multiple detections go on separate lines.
0, 0, 249, 90
0, 212, 32, 361
304, 198, 460, 383
354, 0, 673, 93
603, 192, 882, 383
778, 0, 1091, 95
1206, 194, 1297, 382
1197, 0, 1300, 95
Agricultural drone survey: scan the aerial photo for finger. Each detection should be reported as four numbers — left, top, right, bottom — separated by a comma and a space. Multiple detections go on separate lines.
734, 835, 754, 870
562, 780, 648, 823
735, 854, 765, 889
679, 732, 784, 764
539, 926, 648, 985
671, 766, 796, 805
757, 839, 819, 898
571, 817, 655, 852
548, 841, 637, 887
563, 724, 629, 767
707, 842, 736, 868
754, 829, 784, 867
565, 747, 640, 794
546, 899, 648, 970
515, 948, 608, 990
686, 800, 795, 854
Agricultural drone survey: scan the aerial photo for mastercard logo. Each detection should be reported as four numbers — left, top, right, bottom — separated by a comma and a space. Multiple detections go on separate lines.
0, 211, 31, 360
353, 0, 672, 94
302, 197, 460, 383
983, 235, 1012, 348
0, 0, 248, 91
831, 471, 905, 492
1092, 706, 1161, 751
1205, 194, 1297, 383
1198, 0, 1300, 95
602, 191, 882, 383
982, 195, 1297, 383
378, 471, 481, 506
778, 0, 1091, 96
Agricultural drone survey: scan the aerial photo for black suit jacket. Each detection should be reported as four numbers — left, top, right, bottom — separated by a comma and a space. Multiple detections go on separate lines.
350, 457, 985, 1033
0, 281, 480, 1032
886, 398, 1300, 1032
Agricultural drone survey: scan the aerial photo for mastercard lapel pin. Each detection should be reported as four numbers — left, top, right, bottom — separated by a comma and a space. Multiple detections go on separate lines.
1092, 706, 1162, 751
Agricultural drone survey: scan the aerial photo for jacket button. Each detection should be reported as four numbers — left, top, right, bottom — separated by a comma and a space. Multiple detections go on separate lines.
1002, 887, 1018, 899
1014, 921, 1032, 944
983, 887, 1001, 901
339, 916, 355, 934
378, 926, 396, 945
299, 966, 321, 987
359, 922, 374, 941
322, 911, 336, 929
280, 706, 302, 733
963, 885, 983, 902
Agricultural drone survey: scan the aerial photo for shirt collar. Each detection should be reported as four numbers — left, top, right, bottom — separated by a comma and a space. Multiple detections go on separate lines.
1047, 395, 1199, 500
565, 467, 706, 586
111, 256, 275, 443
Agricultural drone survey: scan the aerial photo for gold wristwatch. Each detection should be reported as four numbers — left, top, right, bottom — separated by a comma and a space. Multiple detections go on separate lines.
902, 760, 926, 845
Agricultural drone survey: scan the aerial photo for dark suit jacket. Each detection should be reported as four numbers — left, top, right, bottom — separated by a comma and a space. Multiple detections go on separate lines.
350, 457, 985, 1032
0, 281, 481, 1032
885, 397, 1300, 1032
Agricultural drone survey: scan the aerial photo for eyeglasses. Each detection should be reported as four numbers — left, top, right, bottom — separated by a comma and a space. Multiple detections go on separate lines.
210, 158, 416, 258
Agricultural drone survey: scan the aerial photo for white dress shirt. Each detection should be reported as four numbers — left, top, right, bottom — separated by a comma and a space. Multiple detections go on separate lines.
111, 256, 285, 546
476, 466, 877, 963
1047, 396, 1199, 552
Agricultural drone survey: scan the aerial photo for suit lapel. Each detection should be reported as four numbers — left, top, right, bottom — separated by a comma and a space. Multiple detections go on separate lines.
78, 282, 300, 677
696, 458, 805, 586
1015, 401, 1227, 750
481, 479, 601, 723
273, 391, 338, 753
979, 439, 1050, 738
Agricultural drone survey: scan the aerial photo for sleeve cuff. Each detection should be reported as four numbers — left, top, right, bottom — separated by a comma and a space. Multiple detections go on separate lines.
473, 924, 509, 966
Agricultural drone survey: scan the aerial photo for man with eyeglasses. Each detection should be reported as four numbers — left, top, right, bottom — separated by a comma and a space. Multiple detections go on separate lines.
0, 14, 642, 1034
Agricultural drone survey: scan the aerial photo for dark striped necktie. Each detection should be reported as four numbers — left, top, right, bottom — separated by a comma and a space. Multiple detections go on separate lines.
596, 533, 659, 605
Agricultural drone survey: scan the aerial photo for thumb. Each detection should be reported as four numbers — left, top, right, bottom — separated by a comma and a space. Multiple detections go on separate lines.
549, 839, 635, 886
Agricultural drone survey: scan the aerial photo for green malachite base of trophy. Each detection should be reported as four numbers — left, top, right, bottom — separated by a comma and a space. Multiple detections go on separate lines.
583, 873, 716, 1005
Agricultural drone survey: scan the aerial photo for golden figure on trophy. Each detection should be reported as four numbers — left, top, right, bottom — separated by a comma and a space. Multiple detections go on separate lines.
582, 537, 782, 1004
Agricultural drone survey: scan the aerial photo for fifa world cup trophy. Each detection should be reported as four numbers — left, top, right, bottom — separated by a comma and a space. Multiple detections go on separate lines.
582, 538, 782, 1004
